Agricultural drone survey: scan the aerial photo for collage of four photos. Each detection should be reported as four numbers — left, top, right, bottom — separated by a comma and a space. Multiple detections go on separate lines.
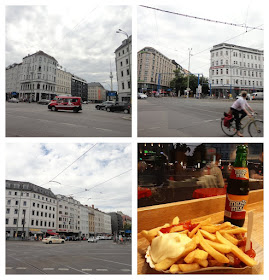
4, 1, 265, 277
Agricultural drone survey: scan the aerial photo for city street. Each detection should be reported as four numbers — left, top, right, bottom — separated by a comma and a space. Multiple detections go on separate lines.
6, 102, 131, 137
138, 97, 263, 137
6, 240, 131, 274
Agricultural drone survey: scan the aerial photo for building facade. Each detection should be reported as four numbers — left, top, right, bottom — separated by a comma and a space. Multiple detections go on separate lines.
137, 47, 178, 93
87, 82, 106, 102
19, 51, 58, 101
88, 206, 95, 236
71, 75, 88, 101
56, 68, 72, 96
93, 208, 112, 235
56, 194, 81, 237
108, 212, 123, 235
6, 63, 22, 100
115, 35, 132, 102
209, 43, 264, 98
6, 180, 57, 239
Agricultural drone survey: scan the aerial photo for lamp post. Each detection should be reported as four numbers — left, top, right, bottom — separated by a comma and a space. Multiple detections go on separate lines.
116, 29, 131, 103
187, 48, 192, 98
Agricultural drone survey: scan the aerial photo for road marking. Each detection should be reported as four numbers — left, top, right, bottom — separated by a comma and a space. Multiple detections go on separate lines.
43, 268, 55, 270
90, 257, 131, 267
58, 268, 69, 271
149, 127, 161, 130
82, 268, 92, 271
6, 267, 13, 269
94, 127, 113, 132
96, 269, 108, 271
121, 268, 131, 272
16, 267, 27, 270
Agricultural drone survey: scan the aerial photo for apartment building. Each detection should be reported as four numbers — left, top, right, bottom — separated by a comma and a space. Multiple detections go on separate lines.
6, 63, 22, 100
137, 47, 179, 92
115, 35, 132, 102
71, 74, 88, 101
87, 82, 106, 102
56, 68, 72, 96
6, 180, 57, 239
93, 208, 112, 235
209, 43, 264, 97
19, 50, 58, 101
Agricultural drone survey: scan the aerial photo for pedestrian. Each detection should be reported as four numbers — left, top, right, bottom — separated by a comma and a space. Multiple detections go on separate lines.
228, 91, 254, 137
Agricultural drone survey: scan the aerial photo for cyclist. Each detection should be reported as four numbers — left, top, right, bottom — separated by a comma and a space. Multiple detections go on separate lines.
228, 91, 254, 137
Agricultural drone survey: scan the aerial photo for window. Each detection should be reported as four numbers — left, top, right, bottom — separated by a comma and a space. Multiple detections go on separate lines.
6, 208, 10, 214
40, 221, 43, 226
7, 200, 11, 205
6, 219, 9, 225
15, 201, 19, 205
8, 191, 11, 195
33, 202, 35, 207
36, 220, 38, 226
14, 192, 17, 196
31, 220, 34, 225
44, 221, 47, 227
37, 203, 39, 208
126, 59, 129, 65
120, 61, 123, 67
36, 211, 39, 216
49, 206, 51, 210
13, 219, 17, 225
45, 213, 47, 217
41, 212, 43, 217
127, 69, 129, 75
32, 210, 35, 215
26, 193, 29, 197
122, 83, 125, 90
128, 81, 130, 89
14, 209, 18, 214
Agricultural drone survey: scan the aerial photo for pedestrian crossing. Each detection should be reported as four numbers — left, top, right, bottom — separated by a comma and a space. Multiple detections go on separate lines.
6, 267, 131, 273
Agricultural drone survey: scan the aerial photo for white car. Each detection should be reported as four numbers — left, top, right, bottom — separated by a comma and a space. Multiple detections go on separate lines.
88, 237, 98, 243
8, 98, 19, 103
42, 236, 65, 244
138, 93, 147, 99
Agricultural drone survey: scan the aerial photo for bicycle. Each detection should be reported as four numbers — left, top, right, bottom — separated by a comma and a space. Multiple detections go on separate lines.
221, 112, 263, 137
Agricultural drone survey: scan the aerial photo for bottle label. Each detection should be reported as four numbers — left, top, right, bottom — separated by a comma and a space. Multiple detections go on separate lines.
224, 194, 249, 220
230, 167, 249, 180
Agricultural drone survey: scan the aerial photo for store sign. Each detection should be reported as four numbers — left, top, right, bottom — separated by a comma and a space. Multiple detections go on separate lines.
29, 228, 41, 232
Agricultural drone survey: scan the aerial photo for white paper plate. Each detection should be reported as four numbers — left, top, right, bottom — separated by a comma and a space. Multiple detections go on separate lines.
145, 239, 263, 274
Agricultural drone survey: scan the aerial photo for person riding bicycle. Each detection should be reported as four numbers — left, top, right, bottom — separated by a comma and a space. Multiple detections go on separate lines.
228, 91, 254, 137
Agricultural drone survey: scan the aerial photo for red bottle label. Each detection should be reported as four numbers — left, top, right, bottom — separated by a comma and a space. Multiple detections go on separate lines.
224, 193, 249, 220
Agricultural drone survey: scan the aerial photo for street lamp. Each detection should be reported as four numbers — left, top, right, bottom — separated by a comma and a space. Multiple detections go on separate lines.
116, 29, 131, 102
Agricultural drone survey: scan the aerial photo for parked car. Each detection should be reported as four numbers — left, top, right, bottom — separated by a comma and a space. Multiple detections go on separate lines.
236, 93, 251, 100
38, 99, 51, 105
42, 236, 65, 244
48, 96, 82, 112
65, 236, 74, 241
95, 101, 115, 110
88, 237, 98, 243
83, 101, 88, 104
8, 98, 19, 103
106, 102, 131, 114
138, 93, 147, 99
251, 92, 263, 100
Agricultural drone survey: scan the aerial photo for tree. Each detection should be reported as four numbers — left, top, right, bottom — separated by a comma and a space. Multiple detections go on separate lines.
170, 69, 187, 96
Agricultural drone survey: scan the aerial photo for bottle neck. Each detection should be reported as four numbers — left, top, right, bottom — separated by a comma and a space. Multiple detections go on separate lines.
234, 154, 247, 167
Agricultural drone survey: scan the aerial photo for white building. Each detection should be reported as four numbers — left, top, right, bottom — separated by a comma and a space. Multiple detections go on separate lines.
6, 180, 57, 239
19, 50, 58, 101
56, 195, 81, 237
6, 63, 22, 100
115, 35, 132, 102
93, 208, 112, 235
80, 205, 90, 238
209, 43, 264, 98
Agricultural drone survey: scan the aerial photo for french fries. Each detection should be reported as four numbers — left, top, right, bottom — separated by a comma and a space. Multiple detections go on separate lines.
141, 216, 258, 273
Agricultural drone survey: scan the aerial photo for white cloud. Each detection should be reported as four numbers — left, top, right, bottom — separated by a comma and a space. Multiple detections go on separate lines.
6, 5, 132, 91
5, 143, 132, 216
138, 0, 264, 77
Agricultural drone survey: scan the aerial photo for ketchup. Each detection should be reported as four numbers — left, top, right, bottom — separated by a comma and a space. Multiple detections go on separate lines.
160, 220, 199, 233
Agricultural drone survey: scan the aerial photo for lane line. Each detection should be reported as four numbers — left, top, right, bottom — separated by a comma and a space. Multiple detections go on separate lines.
43, 268, 55, 270
121, 268, 131, 272
58, 268, 69, 271
89, 257, 131, 267
82, 269, 93, 271
16, 267, 27, 270
96, 269, 108, 271
6, 267, 13, 269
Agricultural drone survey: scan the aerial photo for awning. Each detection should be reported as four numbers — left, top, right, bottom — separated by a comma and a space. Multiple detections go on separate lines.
47, 230, 58, 235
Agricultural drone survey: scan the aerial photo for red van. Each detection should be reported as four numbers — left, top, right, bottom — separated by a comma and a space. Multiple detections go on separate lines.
48, 96, 82, 112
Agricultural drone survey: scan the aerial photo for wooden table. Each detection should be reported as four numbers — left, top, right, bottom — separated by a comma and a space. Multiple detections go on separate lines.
137, 189, 263, 274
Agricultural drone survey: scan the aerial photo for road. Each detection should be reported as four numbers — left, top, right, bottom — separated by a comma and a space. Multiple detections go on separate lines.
138, 97, 263, 137
6, 102, 131, 137
6, 240, 131, 274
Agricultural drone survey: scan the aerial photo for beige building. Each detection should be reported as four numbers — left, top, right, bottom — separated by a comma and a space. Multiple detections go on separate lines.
6, 63, 22, 100
137, 46, 179, 92
93, 208, 111, 235
87, 82, 106, 102
88, 206, 95, 235
56, 68, 72, 96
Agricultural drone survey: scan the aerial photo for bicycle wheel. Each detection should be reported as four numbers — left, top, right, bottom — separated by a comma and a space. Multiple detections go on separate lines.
221, 118, 237, 137
248, 120, 263, 137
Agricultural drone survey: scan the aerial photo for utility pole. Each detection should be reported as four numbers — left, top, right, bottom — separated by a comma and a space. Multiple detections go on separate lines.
109, 61, 113, 92
187, 48, 192, 98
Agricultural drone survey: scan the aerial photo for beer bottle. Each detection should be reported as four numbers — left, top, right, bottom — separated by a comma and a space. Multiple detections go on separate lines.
224, 145, 249, 227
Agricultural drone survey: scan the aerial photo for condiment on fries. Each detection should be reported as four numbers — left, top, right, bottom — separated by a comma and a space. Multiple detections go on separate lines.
142, 216, 257, 273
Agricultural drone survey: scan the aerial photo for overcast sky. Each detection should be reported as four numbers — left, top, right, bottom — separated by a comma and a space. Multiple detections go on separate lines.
138, 0, 264, 77
6, 143, 132, 217
5, 5, 132, 91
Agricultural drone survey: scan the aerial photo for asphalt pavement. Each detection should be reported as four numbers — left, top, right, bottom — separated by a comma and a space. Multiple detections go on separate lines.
138, 97, 263, 137
6, 102, 131, 137
6, 240, 131, 274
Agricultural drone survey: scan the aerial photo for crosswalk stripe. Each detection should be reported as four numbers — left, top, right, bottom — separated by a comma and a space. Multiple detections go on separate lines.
6, 267, 13, 269
96, 268, 108, 271
58, 268, 69, 271
16, 267, 27, 270
43, 268, 55, 270
82, 268, 92, 271
121, 269, 131, 271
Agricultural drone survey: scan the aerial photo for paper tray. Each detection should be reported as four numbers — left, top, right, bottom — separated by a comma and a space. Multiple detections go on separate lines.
145, 240, 263, 274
